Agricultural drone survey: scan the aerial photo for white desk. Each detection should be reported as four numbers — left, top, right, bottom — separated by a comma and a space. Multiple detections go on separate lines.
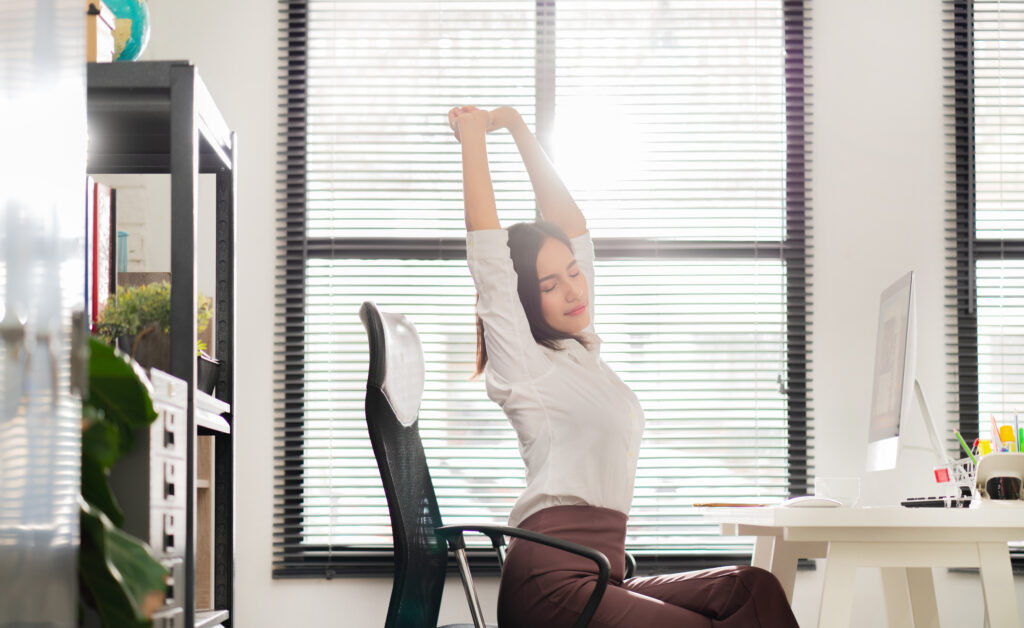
703, 505, 1024, 628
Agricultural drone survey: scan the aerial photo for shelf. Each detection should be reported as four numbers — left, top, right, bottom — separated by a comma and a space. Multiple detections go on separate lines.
197, 390, 231, 434
87, 61, 235, 175
197, 389, 230, 414
87, 60, 237, 628
195, 609, 229, 628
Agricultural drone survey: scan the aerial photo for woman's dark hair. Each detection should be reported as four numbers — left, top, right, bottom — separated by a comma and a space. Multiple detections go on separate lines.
474, 221, 587, 377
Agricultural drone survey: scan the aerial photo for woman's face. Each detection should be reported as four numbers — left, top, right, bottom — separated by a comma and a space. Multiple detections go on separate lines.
535, 237, 590, 335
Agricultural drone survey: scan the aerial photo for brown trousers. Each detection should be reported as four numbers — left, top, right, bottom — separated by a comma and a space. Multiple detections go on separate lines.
497, 506, 799, 628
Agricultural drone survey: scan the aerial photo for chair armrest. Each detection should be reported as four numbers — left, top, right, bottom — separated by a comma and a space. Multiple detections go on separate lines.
438, 524, 635, 578
436, 523, 611, 628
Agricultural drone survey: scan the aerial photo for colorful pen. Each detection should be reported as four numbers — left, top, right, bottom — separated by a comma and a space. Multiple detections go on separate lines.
955, 430, 978, 464
991, 415, 1003, 450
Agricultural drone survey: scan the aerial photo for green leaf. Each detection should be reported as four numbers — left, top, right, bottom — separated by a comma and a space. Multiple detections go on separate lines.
83, 419, 120, 469
81, 449, 125, 528
80, 337, 164, 625
85, 338, 157, 432
79, 498, 167, 628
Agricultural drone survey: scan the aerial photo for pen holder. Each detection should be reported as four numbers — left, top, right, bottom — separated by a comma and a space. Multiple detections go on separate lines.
932, 457, 976, 501
947, 456, 976, 486
974, 452, 1024, 501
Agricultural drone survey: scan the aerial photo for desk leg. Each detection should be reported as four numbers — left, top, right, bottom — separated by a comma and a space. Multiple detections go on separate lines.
978, 542, 1020, 628
751, 535, 775, 570
757, 537, 825, 605
906, 568, 939, 628
818, 543, 857, 628
880, 568, 913, 627
767, 538, 800, 604
880, 568, 938, 628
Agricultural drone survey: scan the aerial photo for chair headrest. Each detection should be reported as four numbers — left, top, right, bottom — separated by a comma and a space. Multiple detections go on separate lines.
360, 301, 424, 427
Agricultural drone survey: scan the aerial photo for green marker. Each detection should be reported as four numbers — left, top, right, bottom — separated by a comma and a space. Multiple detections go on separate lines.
955, 430, 977, 465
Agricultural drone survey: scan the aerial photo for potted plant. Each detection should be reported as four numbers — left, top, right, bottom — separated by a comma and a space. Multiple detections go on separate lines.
80, 337, 167, 627
94, 281, 221, 393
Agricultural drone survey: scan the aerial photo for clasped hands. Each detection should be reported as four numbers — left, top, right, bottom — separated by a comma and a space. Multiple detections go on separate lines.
447, 105, 520, 143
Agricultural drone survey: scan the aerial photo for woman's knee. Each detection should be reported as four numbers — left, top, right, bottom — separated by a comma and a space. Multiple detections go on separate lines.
733, 566, 788, 599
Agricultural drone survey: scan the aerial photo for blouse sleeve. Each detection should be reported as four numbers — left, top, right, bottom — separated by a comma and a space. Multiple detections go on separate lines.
570, 230, 596, 333
466, 229, 552, 383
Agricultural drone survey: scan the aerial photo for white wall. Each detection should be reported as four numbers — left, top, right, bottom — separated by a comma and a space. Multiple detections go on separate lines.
131, 0, 1023, 626
812, 0, 949, 503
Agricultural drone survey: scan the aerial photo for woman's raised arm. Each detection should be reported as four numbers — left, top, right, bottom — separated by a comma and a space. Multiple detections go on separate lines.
449, 106, 500, 232
491, 107, 587, 239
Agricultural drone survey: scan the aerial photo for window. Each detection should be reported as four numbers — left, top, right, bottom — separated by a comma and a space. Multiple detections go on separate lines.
948, 1, 1024, 449
276, 0, 811, 577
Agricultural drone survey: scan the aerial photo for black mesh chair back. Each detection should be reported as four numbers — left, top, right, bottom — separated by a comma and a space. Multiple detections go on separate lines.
359, 301, 449, 628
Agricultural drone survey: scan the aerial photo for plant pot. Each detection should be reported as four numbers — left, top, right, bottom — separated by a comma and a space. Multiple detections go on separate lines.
115, 325, 170, 372
115, 328, 221, 393
197, 354, 221, 395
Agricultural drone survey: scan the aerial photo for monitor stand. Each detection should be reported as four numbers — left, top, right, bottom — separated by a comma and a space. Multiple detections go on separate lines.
905, 379, 977, 499
909, 378, 952, 467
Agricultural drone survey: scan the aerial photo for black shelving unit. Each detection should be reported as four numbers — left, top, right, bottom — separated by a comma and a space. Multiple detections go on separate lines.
87, 61, 236, 628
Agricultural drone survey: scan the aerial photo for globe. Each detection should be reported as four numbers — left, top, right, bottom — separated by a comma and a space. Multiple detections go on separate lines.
105, 0, 151, 61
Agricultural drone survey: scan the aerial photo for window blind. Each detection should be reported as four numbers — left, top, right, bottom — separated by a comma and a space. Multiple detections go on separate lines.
947, 0, 1024, 450
276, 0, 812, 577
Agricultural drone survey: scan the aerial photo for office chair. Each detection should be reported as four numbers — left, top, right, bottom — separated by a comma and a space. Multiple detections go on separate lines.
359, 301, 617, 628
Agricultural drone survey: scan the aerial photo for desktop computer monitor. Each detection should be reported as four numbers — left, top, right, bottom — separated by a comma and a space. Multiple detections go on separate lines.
865, 272, 917, 472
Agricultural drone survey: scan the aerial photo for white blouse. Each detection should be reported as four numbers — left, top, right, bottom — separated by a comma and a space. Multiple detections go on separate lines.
466, 228, 645, 528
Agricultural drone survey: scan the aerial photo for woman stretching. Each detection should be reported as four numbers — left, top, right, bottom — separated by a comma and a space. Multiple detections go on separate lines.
449, 104, 799, 628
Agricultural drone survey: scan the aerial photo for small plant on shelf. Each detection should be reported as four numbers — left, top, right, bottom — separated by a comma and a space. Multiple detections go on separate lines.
94, 281, 212, 356
93, 283, 222, 392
